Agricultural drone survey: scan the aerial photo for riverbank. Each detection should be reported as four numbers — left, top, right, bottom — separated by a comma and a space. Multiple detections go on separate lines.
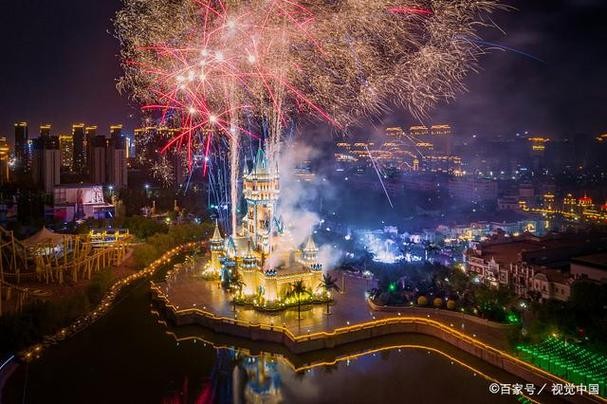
153, 262, 606, 404
0, 241, 203, 395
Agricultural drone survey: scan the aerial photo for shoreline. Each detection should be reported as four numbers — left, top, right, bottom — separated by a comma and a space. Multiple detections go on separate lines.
152, 266, 606, 404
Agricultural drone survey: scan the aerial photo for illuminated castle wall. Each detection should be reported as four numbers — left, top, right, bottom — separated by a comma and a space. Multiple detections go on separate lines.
208, 146, 323, 302
241, 147, 280, 255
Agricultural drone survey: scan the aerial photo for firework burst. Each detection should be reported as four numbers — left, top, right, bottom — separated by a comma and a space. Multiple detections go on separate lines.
116, 0, 502, 230
116, 0, 502, 144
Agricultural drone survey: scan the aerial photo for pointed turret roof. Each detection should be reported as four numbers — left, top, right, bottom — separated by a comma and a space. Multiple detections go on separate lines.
245, 240, 254, 257
226, 236, 237, 258
304, 235, 318, 251
211, 220, 223, 241
254, 147, 269, 173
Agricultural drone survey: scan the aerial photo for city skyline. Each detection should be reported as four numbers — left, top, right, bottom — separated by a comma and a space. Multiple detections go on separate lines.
1, 0, 607, 142
0, 2, 606, 403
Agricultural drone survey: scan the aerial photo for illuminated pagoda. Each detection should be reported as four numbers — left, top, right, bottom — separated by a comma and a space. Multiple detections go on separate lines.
206, 146, 323, 303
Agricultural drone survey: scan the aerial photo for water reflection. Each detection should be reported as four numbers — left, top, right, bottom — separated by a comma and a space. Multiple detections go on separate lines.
3, 278, 542, 404
161, 322, 520, 404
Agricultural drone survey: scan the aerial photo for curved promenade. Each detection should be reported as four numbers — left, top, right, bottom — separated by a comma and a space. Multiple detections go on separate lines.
153, 263, 606, 404
16, 241, 201, 361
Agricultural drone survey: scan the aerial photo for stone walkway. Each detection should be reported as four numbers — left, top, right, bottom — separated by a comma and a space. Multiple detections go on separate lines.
158, 267, 511, 351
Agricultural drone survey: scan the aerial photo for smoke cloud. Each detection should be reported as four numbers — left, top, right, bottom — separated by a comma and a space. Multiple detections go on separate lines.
266, 142, 341, 272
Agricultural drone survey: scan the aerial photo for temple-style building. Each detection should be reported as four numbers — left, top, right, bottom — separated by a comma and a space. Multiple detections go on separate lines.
207, 147, 323, 302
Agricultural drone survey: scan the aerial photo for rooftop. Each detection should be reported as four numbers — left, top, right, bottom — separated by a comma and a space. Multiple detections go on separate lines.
474, 232, 607, 266
571, 252, 607, 270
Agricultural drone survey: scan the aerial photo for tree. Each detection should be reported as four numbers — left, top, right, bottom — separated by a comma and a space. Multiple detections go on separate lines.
318, 273, 340, 314
230, 271, 245, 296
423, 240, 440, 261
287, 280, 311, 320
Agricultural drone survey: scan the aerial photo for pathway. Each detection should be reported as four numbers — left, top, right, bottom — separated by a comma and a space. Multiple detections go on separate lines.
159, 268, 511, 350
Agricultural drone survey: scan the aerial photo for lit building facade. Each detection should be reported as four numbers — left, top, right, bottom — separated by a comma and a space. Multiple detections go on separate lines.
31, 134, 61, 193
39, 124, 51, 138
0, 137, 10, 185
85, 125, 98, 177
107, 125, 128, 189
72, 123, 87, 176
89, 134, 107, 185
14, 122, 29, 173
410, 125, 430, 137
385, 127, 405, 140
207, 147, 323, 302
59, 133, 74, 171
448, 177, 497, 203
430, 124, 453, 156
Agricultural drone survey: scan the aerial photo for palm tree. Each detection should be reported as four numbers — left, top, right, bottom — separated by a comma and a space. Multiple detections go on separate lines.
318, 273, 340, 314
229, 271, 245, 312
286, 280, 311, 320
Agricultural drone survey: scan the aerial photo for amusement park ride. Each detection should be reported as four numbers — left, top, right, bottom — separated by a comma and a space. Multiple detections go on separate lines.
0, 225, 131, 316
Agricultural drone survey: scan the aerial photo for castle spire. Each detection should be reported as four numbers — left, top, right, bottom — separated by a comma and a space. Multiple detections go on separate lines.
226, 236, 237, 258
254, 146, 269, 173
304, 234, 318, 252
211, 219, 223, 241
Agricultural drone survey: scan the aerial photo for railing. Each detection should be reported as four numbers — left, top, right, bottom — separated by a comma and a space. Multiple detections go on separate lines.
18, 241, 204, 361
151, 281, 607, 404
367, 299, 514, 329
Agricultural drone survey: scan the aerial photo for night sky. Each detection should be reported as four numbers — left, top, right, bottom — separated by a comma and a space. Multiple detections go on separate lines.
1, 0, 606, 143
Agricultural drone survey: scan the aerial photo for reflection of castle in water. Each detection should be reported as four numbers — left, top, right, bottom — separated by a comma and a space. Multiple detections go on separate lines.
159, 348, 283, 404
155, 307, 518, 404
238, 354, 282, 404
209, 348, 283, 404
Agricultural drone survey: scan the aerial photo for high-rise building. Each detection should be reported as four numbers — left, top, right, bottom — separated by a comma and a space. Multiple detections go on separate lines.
430, 124, 453, 156
109, 124, 122, 139
410, 125, 430, 138
31, 135, 61, 193
59, 133, 74, 171
89, 134, 107, 185
409, 124, 454, 157
385, 127, 405, 140
107, 125, 128, 189
0, 137, 10, 185
125, 137, 132, 159
85, 125, 98, 175
72, 123, 87, 176
528, 136, 550, 172
14, 122, 29, 172
39, 124, 52, 138
529, 137, 549, 156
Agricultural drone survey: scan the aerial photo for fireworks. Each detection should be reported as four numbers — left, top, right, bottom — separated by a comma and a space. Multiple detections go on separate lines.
116, 0, 501, 142
115, 0, 501, 230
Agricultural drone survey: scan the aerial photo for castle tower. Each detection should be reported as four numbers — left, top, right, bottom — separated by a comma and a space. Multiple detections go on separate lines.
220, 236, 237, 284
242, 147, 280, 255
240, 243, 258, 270
302, 235, 322, 271
209, 220, 224, 273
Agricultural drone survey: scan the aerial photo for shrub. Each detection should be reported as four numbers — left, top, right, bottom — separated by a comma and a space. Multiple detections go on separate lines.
447, 300, 456, 310
433, 297, 443, 308
86, 269, 114, 304
417, 295, 428, 306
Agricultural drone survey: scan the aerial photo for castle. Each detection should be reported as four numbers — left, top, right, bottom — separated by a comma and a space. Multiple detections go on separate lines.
207, 147, 323, 303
